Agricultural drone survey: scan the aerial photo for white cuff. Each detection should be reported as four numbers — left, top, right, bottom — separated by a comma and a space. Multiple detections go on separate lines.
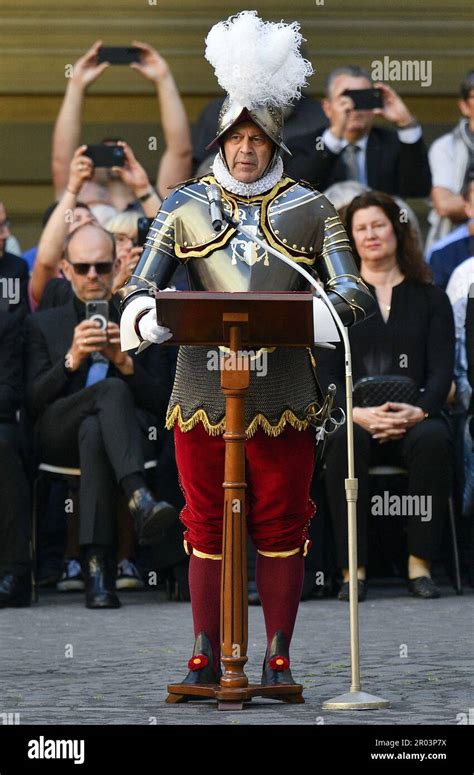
120, 296, 155, 352
397, 125, 422, 144
313, 297, 340, 343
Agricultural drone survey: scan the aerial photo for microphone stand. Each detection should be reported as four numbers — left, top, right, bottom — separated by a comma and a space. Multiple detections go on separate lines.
221, 208, 390, 711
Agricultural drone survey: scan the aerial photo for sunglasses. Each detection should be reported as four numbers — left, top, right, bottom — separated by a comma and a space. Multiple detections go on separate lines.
66, 261, 113, 276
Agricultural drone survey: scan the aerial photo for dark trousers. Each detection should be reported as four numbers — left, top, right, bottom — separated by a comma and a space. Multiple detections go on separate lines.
35, 379, 155, 548
324, 417, 454, 569
0, 423, 31, 575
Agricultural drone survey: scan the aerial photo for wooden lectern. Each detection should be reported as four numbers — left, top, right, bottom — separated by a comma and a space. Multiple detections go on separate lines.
156, 291, 315, 710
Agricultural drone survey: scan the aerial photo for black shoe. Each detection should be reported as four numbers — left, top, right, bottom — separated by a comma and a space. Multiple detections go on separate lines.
0, 573, 31, 608
337, 579, 367, 602
181, 632, 221, 687
262, 631, 296, 686
81, 548, 121, 609
248, 581, 261, 606
407, 576, 440, 599
128, 488, 178, 546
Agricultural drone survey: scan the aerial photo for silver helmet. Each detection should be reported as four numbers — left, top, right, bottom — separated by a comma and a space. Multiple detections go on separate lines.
205, 96, 291, 155
204, 12, 312, 159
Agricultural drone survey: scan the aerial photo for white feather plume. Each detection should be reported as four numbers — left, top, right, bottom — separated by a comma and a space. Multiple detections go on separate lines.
205, 10, 313, 109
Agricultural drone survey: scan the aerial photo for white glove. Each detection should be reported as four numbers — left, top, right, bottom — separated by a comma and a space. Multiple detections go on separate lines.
138, 307, 173, 344
120, 288, 176, 351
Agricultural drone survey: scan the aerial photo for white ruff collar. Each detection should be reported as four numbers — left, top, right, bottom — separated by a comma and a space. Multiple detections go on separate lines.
212, 153, 284, 197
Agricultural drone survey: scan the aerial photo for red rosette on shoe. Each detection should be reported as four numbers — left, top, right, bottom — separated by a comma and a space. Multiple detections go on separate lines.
187, 654, 209, 671
268, 655, 289, 671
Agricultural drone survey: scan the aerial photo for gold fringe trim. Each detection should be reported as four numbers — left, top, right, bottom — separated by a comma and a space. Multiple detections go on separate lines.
166, 405, 226, 436
258, 547, 301, 558
245, 410, 309, 438
192, 548, 222, 560
166, 404, 314, 438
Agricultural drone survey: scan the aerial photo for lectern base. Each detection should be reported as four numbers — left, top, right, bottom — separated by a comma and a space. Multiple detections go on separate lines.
166, 682, 304, 709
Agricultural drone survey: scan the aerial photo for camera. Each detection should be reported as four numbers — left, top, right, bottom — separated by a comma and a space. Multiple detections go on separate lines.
97, 46, 141, 65
84, 145, 125, 168
342, 88, 383, 111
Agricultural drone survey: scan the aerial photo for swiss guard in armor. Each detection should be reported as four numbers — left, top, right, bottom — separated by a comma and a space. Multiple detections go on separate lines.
119, 12, 375, 687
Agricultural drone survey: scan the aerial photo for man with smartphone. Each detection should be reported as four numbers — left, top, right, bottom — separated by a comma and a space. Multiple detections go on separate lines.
25, 222, 178, 609
285, 65, 431, 199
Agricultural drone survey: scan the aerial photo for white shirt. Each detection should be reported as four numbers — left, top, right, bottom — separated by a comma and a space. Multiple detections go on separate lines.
446, 256, 474, 409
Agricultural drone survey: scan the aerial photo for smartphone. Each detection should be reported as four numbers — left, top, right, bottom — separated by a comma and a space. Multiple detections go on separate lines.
84, 144, 125, 168
343, 88, 383, 111
85, 300, 109, 332
98, 46, 141, 65
136, 217, 154, 248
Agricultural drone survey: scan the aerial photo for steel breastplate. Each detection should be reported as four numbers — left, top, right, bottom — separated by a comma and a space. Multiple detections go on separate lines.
184, 201, 310, 292
173, 175, 336, 292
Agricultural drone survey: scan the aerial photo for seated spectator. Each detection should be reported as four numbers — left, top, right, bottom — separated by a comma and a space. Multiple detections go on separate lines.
192, 93, 327, 176
446, 255, 474, 410
319, 191, 454, 600
52, 40, 192, 206
463, 283, 474, 588
284, 65, 431, 199
0, 312, 31, 607
104, 212, 142, 293
428, 173, 474, 289
426, 70, 474, 255
0, 201, 30, 322
25, 222, 178, 609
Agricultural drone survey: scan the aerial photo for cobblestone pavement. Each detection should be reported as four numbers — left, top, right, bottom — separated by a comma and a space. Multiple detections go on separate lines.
0, 581, 472, 726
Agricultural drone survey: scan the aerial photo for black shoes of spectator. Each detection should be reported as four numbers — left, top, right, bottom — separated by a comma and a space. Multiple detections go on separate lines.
81, 547, 121, 609
262, 631, 296, 686
337, 579, 367, 602
0, 573, 31, 608
128, 487, 178, 546
407, 576, 441, 599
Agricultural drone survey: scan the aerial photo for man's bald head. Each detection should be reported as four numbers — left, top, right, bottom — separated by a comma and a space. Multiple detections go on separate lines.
65, 222, 116, 263
62, 223, 116, 302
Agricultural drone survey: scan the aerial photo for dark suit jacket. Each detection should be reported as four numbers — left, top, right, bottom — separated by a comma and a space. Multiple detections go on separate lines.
25, 297, 176, 421
0, 311, 22, 422
285, 125, 432, 198
0, 251, 30, 323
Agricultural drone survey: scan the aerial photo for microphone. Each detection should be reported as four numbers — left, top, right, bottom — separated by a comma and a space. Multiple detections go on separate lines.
206, 184, 225, 232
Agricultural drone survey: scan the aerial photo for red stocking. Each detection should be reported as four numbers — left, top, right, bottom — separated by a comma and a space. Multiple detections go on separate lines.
255, 552, 304, 651
188, 554, 221, 671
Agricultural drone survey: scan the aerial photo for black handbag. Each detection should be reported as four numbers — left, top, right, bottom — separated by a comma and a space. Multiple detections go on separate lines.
352, 375, 420, 407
